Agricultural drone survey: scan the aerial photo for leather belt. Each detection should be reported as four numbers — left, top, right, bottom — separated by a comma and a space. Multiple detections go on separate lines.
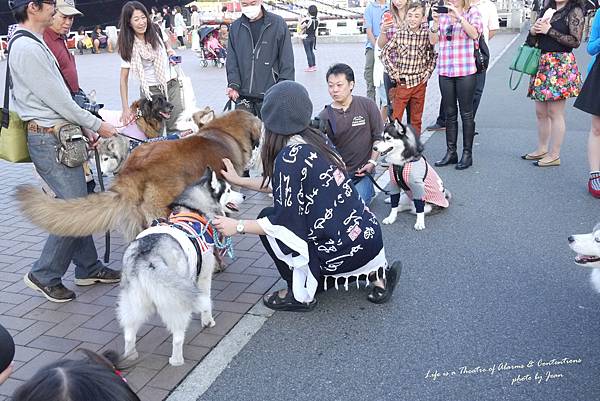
27, 121, 54, 135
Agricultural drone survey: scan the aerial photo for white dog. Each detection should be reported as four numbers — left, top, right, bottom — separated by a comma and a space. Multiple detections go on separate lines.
373, 121, 451, 230
117, 169, 245, 366
568, 223, 600, 292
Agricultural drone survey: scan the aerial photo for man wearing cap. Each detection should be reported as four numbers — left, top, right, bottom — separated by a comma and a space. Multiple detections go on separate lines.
43, 0, 97, 193
7, 0, 120, 303
43, 0, 81, 95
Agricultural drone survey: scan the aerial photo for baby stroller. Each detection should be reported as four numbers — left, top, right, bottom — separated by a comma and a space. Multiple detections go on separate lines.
198, 26, 226, 68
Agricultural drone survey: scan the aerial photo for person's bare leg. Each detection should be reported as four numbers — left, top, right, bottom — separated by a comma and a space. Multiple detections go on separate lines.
588, 115, 600, 172
540, 99, 566, 162
528, 101, 550, 157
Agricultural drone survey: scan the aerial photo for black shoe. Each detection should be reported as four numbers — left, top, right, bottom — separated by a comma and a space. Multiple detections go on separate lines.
426, 123, 446, 131
456, 151, 473, 170
74, 266, 121, 286
434, 152, 458, 167
367, 261, 401, 304
24, 272, 76, 303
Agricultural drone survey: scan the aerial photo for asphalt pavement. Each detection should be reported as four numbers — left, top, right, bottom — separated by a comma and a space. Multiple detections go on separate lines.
190, 34, 600, 401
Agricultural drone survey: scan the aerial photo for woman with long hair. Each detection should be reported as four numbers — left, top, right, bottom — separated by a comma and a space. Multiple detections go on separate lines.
213, 81, 400, 311
117, 1, 183, 132
521, 0, 584, 167
430, 0, 482, 170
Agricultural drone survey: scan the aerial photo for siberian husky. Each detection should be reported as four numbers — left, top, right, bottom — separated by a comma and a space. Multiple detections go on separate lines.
97, 107, 216, 176
16, 109, 261, 242
568, 223, 600, 292
117, 168, 245, 366
373, 121, 451, 231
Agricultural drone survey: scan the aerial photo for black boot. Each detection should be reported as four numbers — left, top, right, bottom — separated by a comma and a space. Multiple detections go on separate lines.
456, 112, 475, 170
434, 122, 458, 167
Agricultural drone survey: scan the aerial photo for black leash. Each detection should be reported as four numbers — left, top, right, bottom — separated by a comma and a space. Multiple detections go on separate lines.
223, 99, 234, 112
93, 147, 111, 263
354, 171, 391, 195
117, 132, 147, 143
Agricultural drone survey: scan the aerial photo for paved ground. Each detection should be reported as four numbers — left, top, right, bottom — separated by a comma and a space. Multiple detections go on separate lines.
192, 35, 600, 401
4, 32, 591, 401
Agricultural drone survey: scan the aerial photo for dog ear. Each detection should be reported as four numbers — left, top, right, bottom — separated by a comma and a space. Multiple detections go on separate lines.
130, 100, 140, 114
394, 119, 407, 136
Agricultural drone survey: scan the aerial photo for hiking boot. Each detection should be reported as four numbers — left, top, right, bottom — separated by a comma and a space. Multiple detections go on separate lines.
74, 266, 121, 286
426, 122, 446, 131
24, 272, 75, 303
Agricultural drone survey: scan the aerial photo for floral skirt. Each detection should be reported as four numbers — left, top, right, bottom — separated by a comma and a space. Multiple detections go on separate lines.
527, 52, 582, 102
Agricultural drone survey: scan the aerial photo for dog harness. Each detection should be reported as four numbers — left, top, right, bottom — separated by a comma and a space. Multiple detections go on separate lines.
145, 211, 220, 276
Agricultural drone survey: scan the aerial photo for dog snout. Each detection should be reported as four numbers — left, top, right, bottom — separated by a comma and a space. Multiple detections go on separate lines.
568, 236, 575, 243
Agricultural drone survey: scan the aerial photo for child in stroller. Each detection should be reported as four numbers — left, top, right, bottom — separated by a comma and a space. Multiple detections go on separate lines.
198, 26, 226, 68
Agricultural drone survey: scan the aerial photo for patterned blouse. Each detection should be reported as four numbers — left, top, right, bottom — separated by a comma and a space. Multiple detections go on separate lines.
437, 7, 483, 77
257, 141, 388, 303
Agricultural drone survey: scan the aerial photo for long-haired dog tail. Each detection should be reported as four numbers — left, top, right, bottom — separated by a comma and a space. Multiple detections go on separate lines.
14, 185, 138, 238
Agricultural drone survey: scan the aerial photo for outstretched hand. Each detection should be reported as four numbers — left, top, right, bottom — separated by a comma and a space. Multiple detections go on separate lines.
221, 158, 241, 185
212, 215, 237, 236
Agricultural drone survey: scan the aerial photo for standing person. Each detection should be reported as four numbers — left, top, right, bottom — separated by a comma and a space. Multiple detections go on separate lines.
162, 5, 171, 32
531, 0, 541, 23
318, 63, 383, 205
380, 1, 437, 136
378, 0, 408, 120
430, 0, 482, 170
574, 8, 600, 196
190, 5, 201, 52
8, 0, 120, 302
117, 1, 183, 133
225, 0, 295, 118
213, 81, 399, 310
364, 0, 389, 101
173, 6, 186, 49
43, 0, 97, 193
300, 5, 319, 72
522, 0, 584, 167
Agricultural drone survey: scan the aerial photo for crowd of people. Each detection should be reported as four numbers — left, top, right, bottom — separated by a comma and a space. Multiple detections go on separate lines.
1, 0, 599, 396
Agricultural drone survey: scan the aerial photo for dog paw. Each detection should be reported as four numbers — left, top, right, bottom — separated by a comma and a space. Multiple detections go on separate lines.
169, 356, 185, 366
202, 316, 216, 328
382, 216, 396, 225
414, 222, 426, 231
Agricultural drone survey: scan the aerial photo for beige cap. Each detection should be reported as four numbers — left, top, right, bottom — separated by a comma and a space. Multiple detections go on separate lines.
56, 0, 83, 16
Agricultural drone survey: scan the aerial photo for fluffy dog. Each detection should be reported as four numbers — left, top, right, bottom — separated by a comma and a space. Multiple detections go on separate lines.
118, 169, 245, 366
97, 107, 216, 176
568, 223, 600, 292
98, 95, 174, 140
373, 121, 451, 230
16, 109, 262, 242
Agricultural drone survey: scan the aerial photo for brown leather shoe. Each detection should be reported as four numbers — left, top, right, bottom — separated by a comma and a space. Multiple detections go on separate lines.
24, 272, 75, 303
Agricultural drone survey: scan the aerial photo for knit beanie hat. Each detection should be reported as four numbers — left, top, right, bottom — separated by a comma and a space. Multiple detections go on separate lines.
0, 324, 14, 372
261, 81, 313, 136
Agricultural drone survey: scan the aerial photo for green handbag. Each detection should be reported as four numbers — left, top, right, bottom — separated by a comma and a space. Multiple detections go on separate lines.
0, 33, 30, 163
509, 44, 541, 91
0, 109, 29, 163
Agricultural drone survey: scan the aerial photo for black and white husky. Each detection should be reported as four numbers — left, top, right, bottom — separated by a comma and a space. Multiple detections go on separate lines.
373, 121, 451, 231
117, 168, 245, 366
568, 223, 600, 292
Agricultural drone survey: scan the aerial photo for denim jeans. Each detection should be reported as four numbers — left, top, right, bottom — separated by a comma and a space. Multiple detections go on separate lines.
364, 47, 375, 101
353, 175, 375, 205
302, 36, 316, 67
27, 131, 103, 286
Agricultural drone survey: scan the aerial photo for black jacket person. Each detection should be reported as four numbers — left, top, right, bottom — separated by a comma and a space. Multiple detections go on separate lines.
226, 5, 295, 117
